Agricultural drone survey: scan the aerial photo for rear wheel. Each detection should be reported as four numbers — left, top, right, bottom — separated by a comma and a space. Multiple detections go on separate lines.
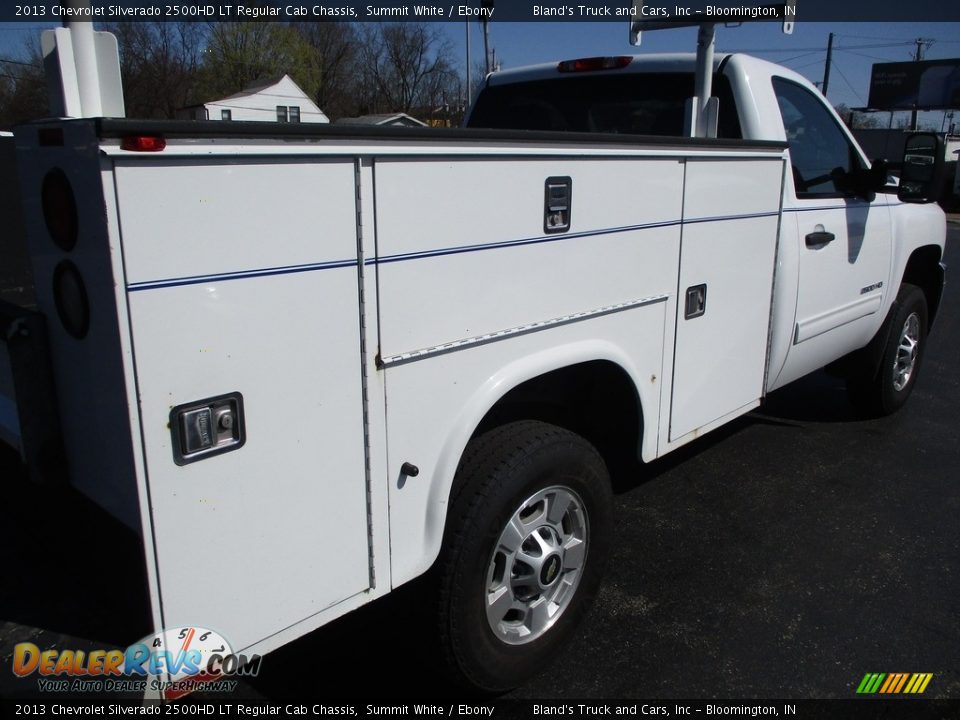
848, 283, 928, 416
435, 420, 612, 692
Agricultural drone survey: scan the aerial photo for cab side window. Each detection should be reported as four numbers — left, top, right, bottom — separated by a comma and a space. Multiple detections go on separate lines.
773, 77, 863, 197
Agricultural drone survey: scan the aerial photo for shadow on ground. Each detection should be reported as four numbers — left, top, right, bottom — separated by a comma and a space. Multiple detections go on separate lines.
0, 441, 152, 648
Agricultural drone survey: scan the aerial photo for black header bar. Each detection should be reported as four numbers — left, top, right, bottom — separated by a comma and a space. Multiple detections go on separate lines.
3, 0, 960, 23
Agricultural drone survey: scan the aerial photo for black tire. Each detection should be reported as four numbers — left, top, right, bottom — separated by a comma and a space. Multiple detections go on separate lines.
435, 420, 613, 693
848, 283, 928, 416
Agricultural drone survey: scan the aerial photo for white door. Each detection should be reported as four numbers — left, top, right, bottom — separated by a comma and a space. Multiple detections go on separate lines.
116, 158, 371, 652
669, 158, 784, 442
772, 78, 892, 374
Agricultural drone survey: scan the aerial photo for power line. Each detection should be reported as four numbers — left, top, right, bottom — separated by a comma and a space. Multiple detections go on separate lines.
775, 51, 823, 64
718, 46, 826, 53
0, 57, 41, 68
0, 71, 44, 84
719, 40, 915, 54
837, 32, 960, 45
837, 49, 905, 62
830, 60, 864, 105
836, 33, 912, 41
836, 32, 925, 42
841, 42, 915, 50
792, 59, 828, 72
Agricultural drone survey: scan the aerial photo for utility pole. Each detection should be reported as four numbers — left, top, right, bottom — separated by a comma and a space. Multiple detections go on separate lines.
482, 20, 491, 75
821, 32, 833, 98
481, 0, 495, 76
911, 37, 934, 131
465, 23, 471, 107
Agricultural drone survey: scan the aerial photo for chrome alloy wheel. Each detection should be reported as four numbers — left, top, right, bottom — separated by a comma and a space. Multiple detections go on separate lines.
893, 312, 921, 392
484, 486, 588, 645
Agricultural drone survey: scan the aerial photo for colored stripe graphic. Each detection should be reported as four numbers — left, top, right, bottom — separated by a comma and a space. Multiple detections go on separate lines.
859, 673, 885, 694
857, 673, 932, 694
893, 673, 909, 693
910, 673, 933, 693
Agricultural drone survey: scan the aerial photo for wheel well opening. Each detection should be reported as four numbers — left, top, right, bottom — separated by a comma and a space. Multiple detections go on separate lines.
473, 360, 643, 485
902, 245, 943, 325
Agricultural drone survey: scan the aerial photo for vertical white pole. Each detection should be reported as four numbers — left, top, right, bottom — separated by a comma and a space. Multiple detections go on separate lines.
693, 23, 716, 137
64, 0, 102, 117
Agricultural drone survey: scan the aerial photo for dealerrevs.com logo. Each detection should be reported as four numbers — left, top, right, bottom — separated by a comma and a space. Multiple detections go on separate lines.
12, 626, 261, 700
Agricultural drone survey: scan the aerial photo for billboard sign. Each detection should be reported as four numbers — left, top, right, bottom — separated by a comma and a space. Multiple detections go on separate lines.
868, 59, 960, 111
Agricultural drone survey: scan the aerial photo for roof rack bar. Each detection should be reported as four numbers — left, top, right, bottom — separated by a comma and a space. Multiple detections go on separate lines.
692, 23, 717, 137
629, 1, 796, 137
630, 1, 796, 38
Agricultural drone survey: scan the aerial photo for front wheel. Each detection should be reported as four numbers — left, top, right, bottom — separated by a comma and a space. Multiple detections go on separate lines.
435, 420, 613, 693
848, 283, 928, 416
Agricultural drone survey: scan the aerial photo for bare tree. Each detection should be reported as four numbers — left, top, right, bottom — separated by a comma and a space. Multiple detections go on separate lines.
104, 22, 206, 119
851, 114, 883, 130
203, 20, 360, 119
356, 23, 461, 118
0, 39, 47, 127
291, 21, 359, 121
0, 19, 467, 126
203, 21, 290, 97
421, 60, 466, 126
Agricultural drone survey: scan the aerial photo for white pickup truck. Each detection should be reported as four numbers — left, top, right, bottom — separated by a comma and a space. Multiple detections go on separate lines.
1, 43, 946, 695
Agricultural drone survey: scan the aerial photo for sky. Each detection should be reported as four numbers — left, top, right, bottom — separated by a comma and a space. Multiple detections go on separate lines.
2, 19, 959, 129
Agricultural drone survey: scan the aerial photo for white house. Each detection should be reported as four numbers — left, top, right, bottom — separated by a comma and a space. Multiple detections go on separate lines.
178, 75, 328, 124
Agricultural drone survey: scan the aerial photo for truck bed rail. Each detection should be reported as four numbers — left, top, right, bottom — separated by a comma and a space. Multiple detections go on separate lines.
88, 118, 788, 150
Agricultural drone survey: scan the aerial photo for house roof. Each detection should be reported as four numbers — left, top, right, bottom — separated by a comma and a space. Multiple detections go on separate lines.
336, 113, 427, 127
217, 74, 296, 103
178, 73, 329, 123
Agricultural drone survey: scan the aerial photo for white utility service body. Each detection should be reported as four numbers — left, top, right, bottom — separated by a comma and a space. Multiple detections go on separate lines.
6, 52, 946, 689
17, 119, 785, 652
